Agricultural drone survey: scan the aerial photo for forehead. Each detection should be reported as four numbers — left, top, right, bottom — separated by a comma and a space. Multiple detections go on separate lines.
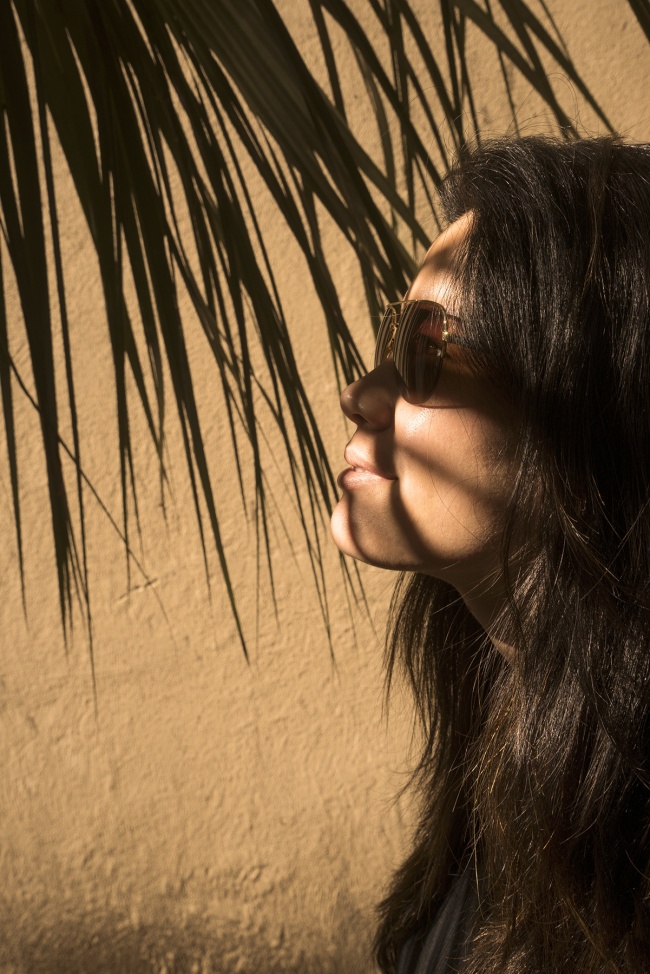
408, 212, 471, 309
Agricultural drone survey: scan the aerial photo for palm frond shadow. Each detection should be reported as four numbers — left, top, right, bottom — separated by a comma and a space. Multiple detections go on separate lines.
0, 0, 619, 664
626, 0, 650, 43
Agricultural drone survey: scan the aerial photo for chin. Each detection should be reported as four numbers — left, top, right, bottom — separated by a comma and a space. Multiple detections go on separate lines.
330, 502, 365, 561
330, 503, 487, 587
330, 500, 422, 572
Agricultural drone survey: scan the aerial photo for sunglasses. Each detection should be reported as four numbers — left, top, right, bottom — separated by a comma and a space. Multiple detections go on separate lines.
374, 299, 464, 403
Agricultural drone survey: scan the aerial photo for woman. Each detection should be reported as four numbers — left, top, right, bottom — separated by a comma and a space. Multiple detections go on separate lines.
330, 137, 650, 973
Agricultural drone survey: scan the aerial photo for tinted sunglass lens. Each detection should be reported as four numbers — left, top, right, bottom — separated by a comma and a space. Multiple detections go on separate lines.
396, 303, 445, 401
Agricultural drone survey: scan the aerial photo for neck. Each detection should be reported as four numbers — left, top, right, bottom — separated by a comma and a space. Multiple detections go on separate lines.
457, 573, 516, 662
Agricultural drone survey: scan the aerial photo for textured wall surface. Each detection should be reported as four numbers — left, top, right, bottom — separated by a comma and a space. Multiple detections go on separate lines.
1, 2, 648, 972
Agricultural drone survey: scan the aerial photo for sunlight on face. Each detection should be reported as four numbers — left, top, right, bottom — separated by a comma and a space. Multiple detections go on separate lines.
330, 215, 518, 616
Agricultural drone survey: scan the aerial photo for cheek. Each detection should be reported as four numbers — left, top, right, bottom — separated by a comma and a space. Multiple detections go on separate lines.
398, 409, 515, 567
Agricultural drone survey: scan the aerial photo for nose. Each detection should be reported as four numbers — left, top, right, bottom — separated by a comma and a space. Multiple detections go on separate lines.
339, 361, 400, 429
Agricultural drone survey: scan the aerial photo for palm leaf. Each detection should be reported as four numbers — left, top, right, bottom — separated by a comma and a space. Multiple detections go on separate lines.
0, 0, 617, 661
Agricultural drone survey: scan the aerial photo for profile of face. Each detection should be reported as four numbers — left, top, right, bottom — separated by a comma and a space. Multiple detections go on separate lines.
330, 215, 519, 622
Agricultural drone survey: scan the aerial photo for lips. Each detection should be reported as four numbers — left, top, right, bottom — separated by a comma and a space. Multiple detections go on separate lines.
342, 446, 397, 481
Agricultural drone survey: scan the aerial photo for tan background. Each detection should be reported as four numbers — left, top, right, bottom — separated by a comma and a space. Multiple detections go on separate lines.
1, 1, 648, 971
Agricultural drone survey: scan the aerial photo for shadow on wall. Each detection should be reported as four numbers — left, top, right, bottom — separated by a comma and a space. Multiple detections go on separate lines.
1, 910, 377, 974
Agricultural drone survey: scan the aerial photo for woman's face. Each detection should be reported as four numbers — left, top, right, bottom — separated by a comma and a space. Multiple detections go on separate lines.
330, 215, 518, 616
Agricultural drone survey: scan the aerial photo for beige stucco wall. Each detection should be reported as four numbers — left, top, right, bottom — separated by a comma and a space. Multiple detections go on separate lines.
1, 2, 648, 972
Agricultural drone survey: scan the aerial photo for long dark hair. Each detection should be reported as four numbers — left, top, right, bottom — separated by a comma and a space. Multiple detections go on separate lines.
376, 137, 650, 973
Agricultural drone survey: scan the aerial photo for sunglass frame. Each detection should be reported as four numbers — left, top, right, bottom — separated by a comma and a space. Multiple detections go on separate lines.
375, 299, 464, 402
